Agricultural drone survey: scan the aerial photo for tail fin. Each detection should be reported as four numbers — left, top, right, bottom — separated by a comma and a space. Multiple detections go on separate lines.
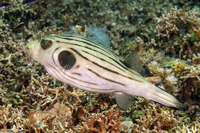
151, 87, 187, 110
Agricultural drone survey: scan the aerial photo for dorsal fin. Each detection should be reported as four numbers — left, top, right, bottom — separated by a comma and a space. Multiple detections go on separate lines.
124, 52, 142, 74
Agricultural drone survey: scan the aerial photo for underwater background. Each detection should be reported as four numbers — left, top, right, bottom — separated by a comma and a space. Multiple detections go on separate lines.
0, 0, 200, 132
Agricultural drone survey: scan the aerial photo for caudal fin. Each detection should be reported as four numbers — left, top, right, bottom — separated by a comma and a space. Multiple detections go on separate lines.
151, 87, 187, 110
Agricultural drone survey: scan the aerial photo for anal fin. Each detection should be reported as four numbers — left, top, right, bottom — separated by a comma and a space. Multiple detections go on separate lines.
115, 92, 134, 110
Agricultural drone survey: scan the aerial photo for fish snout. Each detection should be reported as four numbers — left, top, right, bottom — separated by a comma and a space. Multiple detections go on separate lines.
26, 40, 39, 58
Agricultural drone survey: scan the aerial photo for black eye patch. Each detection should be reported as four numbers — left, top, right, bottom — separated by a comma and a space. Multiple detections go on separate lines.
58, 51, 76, 70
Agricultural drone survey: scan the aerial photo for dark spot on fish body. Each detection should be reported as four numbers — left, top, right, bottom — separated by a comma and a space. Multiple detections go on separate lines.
58, 51, 76, 70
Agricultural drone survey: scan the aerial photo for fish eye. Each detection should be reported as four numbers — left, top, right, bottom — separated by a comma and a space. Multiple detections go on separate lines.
58, 51, 76, 70
41, 39, 52, 49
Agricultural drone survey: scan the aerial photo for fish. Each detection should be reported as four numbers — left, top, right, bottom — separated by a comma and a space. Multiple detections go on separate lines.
27, 34, 186, 110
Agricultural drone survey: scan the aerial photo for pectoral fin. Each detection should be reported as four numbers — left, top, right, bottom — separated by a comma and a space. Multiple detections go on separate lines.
124, 52, 142, 74
115, 92, 134, 110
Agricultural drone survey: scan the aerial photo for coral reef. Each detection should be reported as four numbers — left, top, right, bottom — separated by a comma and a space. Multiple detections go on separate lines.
135, 106, 177, 132
78, 109, 124, 133
0, 0, 200, 132
154, 7, 200, 59
130, 102, 200, 133
29, 102, 73, 131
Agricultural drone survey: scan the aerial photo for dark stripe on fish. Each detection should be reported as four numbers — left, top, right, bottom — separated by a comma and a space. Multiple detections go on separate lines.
56, 34, 101, 47
82, 49, 126, 72
87, 68, 126, 86
83, 46, 127, 69
54, 35, 111, 56
76, 41, 142, 77
71, 72, 81, 76
70, 48, 142, 83
51, 47, 97, 86
55, 39, 127, 72
45, 61, 113, 92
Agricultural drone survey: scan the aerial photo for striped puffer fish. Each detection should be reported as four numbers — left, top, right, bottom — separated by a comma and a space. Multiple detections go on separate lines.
27, 34, 186, 110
